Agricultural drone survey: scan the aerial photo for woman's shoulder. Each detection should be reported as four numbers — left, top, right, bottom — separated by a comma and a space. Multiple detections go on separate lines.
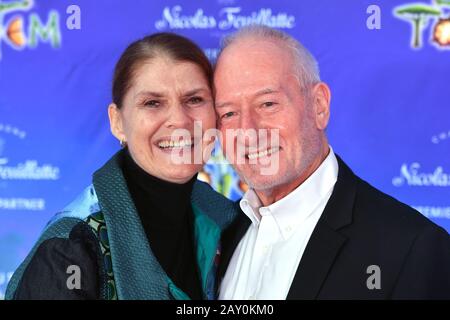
192, 179, 235, 207
191, 180, 240, 229
6, 184, 108, 300
12, 220, 104, 300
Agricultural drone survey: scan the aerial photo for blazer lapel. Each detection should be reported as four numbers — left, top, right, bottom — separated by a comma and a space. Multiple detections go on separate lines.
287, 155, 356, 299
286, 222, 347, 299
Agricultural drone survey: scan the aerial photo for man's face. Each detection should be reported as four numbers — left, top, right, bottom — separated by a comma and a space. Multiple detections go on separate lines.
214, 39, 326, 191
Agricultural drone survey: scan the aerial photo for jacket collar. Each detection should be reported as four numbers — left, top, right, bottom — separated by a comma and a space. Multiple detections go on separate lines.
93, 150, 169, 299
93, 150, 238, 299
218, 155, 357, 299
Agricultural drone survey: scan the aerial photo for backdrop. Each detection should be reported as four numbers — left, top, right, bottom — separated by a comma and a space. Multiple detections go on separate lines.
1, 0, 449, 299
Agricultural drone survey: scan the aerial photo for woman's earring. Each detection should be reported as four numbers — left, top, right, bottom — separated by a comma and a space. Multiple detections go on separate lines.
120, 139, 126, 148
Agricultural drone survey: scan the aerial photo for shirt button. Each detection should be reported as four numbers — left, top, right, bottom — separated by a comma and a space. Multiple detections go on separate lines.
248, 295, 256, 300
285, 226, 292, 232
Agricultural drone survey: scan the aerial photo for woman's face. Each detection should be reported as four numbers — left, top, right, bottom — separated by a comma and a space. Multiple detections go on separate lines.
109, 57, 216, 183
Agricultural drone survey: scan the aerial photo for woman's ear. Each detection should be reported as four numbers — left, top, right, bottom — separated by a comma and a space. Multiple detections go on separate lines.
108, 103, 125, 142
311, 82, 331, 130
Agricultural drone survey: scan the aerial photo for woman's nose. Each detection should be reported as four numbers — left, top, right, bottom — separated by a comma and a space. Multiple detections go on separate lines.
166, 103, 191, 129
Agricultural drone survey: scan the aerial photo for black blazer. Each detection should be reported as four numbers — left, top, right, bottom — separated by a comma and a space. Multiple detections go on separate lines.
218, 156, 450, 299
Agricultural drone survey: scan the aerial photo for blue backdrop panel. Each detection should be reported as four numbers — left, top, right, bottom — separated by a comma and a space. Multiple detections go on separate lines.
0, 0, 449, 298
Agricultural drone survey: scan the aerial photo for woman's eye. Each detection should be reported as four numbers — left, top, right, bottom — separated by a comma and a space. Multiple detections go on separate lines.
187, 96, 203, 105
221, 111, 236, 119
144, 100, 160, 107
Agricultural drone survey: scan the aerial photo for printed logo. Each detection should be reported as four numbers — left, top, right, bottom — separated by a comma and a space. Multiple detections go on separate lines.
431, 128, 450, 144
393, 0, 450, 50
155, 5, 295, 31
0, 0, 61, 60
0, 124, 59, 181
0, 123, 60, 211
392, 162, 450, 187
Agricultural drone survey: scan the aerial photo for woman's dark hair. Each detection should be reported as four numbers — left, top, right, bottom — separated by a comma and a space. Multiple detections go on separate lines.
112, 32, 212, 108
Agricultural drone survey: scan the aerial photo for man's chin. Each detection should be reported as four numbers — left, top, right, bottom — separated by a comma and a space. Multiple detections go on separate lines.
242, 175, 284, 192
237, 165, 296, 191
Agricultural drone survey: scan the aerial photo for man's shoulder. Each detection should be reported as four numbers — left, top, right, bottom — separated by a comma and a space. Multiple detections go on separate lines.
351, 173, 446, 238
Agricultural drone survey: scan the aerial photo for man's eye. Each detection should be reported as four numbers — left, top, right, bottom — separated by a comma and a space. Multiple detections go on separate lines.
144, 100, 160, 107
221, 111, 236, 119
262, 102, 276, 108
187, 96, 203, 105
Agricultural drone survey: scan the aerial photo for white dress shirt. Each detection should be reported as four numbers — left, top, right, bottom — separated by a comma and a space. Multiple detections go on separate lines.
219, 147, 339, 300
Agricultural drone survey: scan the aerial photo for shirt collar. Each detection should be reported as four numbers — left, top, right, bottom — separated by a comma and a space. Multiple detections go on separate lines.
239, 146, 339, 240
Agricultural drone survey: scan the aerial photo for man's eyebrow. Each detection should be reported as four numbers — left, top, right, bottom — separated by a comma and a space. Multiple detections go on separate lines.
215, 101, 232, 109
215, 88, 280, 109
254, 88, 280, 97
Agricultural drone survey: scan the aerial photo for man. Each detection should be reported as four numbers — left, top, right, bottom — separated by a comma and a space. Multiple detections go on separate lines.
214, 25, 450, 299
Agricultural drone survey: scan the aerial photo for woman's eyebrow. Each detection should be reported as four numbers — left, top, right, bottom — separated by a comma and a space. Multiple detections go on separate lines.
134, 90, 166, 99
183, 88, 208, 97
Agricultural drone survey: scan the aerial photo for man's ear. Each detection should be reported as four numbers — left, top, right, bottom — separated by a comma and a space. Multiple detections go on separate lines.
108, 103, 125, 142
311, 82, 331, 130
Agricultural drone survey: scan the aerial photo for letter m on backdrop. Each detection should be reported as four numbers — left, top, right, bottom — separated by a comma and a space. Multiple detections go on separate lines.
28, 11, 61, 48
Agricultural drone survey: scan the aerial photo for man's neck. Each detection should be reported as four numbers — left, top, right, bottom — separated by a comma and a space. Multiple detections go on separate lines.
255, 144, 330, 207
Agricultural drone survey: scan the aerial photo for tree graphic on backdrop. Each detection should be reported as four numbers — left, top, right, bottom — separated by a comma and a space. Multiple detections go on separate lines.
394, 0, 450, 49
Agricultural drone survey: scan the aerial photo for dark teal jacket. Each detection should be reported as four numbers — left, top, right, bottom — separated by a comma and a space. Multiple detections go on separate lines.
6, 151, 239, 300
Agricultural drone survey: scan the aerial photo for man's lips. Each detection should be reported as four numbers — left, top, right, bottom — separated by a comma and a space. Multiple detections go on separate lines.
245, 146, 281, 160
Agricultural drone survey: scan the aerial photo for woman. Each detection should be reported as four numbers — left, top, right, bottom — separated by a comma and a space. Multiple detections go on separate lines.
5, 33, 238, 300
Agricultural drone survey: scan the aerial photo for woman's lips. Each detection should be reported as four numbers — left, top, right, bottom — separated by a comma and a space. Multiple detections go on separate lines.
157, 138, 194, 149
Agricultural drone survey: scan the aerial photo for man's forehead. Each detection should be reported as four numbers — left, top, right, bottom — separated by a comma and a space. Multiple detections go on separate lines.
217, 38, 290, 69
226, 37, 285, 54
214, 60, 288, 95
214, 83, 284, 107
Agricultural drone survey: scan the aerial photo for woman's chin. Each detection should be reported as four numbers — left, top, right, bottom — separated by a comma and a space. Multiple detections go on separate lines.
160, 164, 202, 184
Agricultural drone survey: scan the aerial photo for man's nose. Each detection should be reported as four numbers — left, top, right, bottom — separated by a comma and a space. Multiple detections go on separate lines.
239, 108, 257, 130
239, 108, 259, 146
